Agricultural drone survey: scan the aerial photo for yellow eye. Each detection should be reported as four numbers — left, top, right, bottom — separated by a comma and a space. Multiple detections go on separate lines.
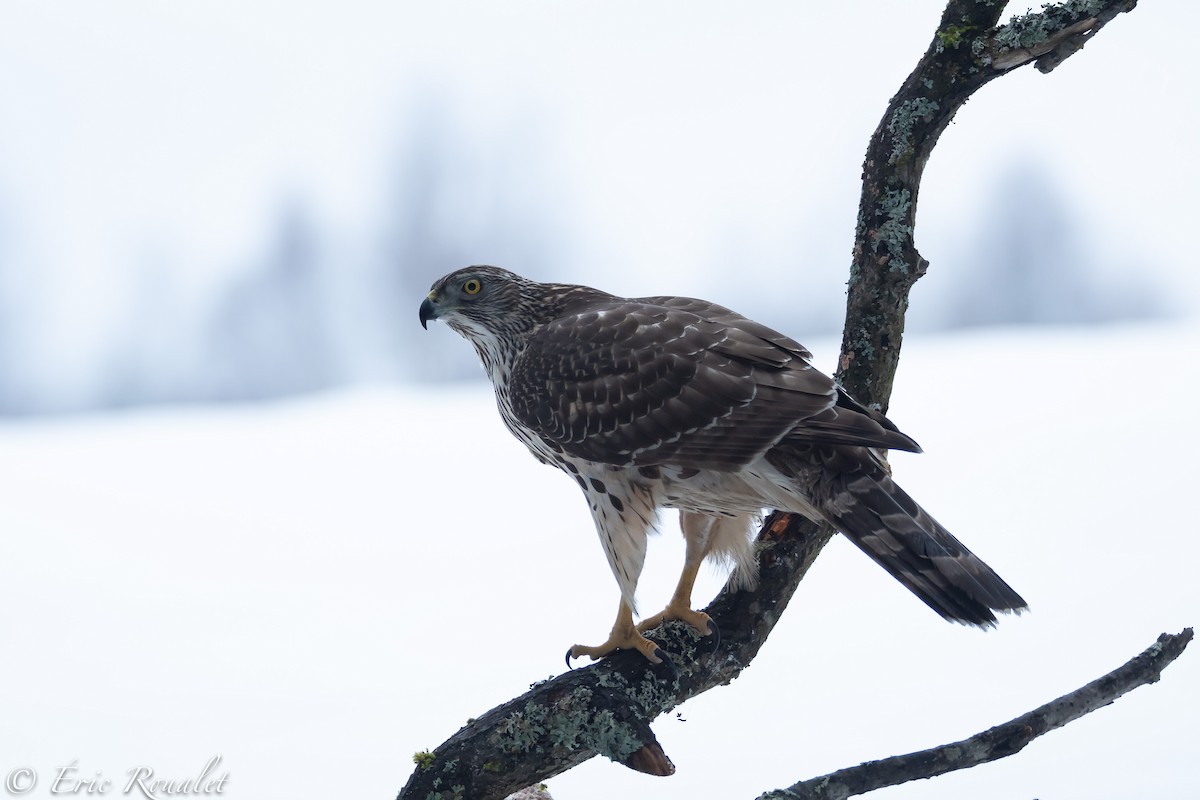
463, 278, 482, 295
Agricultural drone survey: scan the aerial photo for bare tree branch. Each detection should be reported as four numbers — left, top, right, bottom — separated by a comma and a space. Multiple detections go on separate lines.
398, 3, 1143, 798
838, 0, 1137, 407
757, 628, 1193, 800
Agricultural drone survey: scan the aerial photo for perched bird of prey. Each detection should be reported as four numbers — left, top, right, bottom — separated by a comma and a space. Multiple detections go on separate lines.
420, 266, 1027, 664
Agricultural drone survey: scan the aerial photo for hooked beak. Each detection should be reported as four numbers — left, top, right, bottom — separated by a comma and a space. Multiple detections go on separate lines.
419, 295, 439, 330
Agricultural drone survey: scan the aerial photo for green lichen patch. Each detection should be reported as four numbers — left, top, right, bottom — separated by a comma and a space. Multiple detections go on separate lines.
886, 98, 939, 165
423, 785, 465, 800
491, 700, 551, 754
489, 665, 680, 767
870, 187, 914, 274
579, 708, 645, 763
488, 685, 644, 764
993, 0, 1104, 53
848, 319, 880, 361
595, 663, 679, 718
935, 23, 974, 52
412, 750, 436, 771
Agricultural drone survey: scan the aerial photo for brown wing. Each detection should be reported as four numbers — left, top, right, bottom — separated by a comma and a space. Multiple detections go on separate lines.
508, 295, 919, 471
653, 296, 921, 453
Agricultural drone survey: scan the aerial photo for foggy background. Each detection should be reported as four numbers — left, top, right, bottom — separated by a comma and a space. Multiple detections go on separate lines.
0, 1, 1189, 415
1, 3, 1198, 800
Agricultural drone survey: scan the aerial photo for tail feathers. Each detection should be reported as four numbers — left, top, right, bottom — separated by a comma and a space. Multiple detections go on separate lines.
828, 471, 1028, 627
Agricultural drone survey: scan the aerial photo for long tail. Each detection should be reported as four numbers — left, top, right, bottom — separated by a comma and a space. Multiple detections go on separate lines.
760, 440, 1027, 626
826, 465, 1027, 626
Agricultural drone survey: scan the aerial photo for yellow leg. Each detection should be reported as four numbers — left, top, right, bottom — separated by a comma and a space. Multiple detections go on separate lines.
638, 512, 717, 637
636, 558, 713, 636
567, 601, 664, 664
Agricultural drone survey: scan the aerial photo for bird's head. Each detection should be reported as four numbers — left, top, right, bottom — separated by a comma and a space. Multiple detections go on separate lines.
420, 267, 614, 378
419, 265, 534, 338
420, 266, 558, 377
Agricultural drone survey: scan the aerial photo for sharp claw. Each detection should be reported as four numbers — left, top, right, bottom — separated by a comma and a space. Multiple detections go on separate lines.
565, 648, 576, 670
652, 647, 678, 680
705, 618, 721, 652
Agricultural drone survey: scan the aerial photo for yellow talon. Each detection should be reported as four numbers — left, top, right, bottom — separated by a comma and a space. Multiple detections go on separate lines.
566, 601, 664, 664
637, 604, 713, 637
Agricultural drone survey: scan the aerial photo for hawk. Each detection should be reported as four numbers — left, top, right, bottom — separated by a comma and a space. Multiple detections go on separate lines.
420, 266, 1026, 664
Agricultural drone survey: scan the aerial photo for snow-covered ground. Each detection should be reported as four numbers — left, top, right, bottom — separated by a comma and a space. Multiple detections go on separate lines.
1, 320, 1196, 799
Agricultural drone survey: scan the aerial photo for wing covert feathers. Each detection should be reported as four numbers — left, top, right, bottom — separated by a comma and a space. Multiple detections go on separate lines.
509, 296, 920, 470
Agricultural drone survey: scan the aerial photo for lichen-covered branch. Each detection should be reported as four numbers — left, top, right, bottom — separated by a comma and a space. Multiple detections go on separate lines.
504, 786, 554, 800
757, 629, 1193, 800
837, 0, 1137, 408
397, 513, 832, 800
398, 3, 1141, 798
